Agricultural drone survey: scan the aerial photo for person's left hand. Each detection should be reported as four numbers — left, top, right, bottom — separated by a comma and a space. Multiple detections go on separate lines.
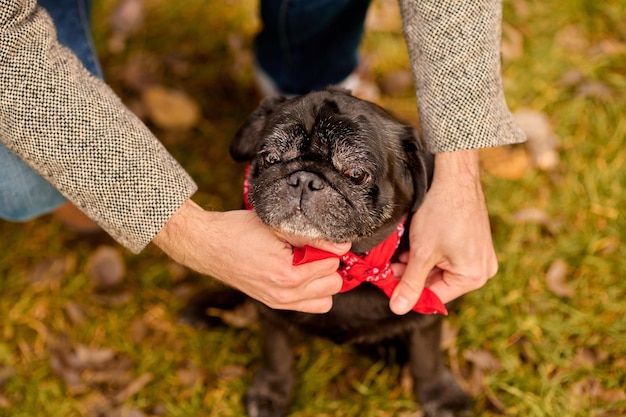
389, 149, 499, 314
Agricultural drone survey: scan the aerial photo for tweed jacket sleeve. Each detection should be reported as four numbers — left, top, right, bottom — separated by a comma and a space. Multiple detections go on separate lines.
398, 0, 526, 153
0, 0, 198, 253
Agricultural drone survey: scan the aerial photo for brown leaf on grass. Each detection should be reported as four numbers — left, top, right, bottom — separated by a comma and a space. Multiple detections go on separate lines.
589, 38, 626, 57
106, 406, 147, 417
501, 23, 524, 61
64, 301, 88, 326
87, 246, 126, 291
206, 299, 258, 329
440, 320, 459, 351
556, 25, 589, 51
177, 367, 204, 387
571, 375, 626, 403
118, 54, 160, 92
514, 108, 560, 171
216, 365, 247, 381
113, 373, 154, 403
73, 344, 117, 367
572, 347, 609, 370
142, 86, 201, 130
227, 34, 254, 81
49, 337, 139, 399
30, 255, 76, 290
559, 69, 585, 87
0, 367, 14, 406
463, 349, 502, 372
0, 367, 13, 387
129, 318, 150, 344
379, 70, 413, 97
461, 349, 503, 397
514, 207, 551, 224
513, 207, 562, 234
479, 145, 532, 179
108, 0, 145, 53
365, 0, 401, 32
545, 259, 574, 298
576, 82, 614, 100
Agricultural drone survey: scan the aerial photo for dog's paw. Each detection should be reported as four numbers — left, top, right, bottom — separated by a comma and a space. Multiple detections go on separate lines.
421, 394, 472, 417
245, 371, 293, 417
418, 371, 472, 417
245, 392, 289, 417
246, 395, 287, 417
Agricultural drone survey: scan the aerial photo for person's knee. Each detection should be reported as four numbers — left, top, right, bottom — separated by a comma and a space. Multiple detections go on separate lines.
0, 186, 66, 222
0, 170, 66, 222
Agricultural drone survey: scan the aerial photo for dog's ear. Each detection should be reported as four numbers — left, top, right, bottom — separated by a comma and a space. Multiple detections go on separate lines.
400, 126, 434, 212
230, 96, 288, 162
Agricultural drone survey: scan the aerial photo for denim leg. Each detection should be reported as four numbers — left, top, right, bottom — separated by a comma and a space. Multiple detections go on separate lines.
0, 0, 102, 221
256, 0, 372, 95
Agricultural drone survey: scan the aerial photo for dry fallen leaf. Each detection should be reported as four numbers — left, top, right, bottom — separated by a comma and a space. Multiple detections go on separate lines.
479, 145, 532, 179
514, 108, 560, 171
576, 82, 614, 100
379, 69, 413, 97
30, 255, 75, 290
556, 25, 589, 51
501, 23, 524, 61
513, 207, 562, 234
462, 349, 502, 397
108, 0, 145, 53
206, 299, 258, 329
87, 246, 126, 291
365, 0, 402, 32
64, 301, 88, 326
114, 373, 154, 403
463, 349, 502, 372
545, 258, 574, 298
142, 86, 201, 130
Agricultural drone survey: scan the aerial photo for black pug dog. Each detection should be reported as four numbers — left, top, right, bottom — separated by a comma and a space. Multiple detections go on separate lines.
187, 88, 470, 417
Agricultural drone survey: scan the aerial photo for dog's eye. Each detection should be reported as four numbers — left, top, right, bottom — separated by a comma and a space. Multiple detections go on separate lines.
344, 167, 370, 185
261, 151, 281, 167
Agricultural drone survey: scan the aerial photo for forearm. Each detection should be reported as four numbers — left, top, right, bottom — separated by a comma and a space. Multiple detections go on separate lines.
0, 1, 197, 253
398, 0, 526, 153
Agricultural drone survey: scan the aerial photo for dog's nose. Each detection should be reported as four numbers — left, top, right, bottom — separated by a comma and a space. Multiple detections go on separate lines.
287, 171, 325, 191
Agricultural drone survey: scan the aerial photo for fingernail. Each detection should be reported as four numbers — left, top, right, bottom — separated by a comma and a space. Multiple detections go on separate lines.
391, 296, 410, 315
333, 242, 351, 251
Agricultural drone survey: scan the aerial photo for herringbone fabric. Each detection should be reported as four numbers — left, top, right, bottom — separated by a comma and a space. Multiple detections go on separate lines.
398, 0, 526, 153
0, 1, 197, 253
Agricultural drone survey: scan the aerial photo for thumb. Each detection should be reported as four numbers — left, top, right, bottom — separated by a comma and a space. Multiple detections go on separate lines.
389, 254, 431, 315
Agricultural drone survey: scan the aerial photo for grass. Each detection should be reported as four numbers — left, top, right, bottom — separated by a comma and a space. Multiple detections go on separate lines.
1, 0, 625, 416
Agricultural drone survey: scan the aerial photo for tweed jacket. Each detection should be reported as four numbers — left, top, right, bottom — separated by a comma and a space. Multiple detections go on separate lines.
0, 0, 525, 253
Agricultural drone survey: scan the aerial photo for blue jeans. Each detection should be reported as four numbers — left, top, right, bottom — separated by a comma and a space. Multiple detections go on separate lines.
256, 0, 371, 95
0, 0, 102, 221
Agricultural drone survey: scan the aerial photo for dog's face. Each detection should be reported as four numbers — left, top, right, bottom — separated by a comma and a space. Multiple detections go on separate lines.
231, 88, 433, 251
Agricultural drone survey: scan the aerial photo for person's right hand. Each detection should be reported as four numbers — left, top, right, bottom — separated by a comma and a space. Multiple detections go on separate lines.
153, 199, 350, 313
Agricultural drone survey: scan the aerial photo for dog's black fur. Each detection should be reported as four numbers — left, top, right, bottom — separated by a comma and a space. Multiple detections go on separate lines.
186, 88, 470, 417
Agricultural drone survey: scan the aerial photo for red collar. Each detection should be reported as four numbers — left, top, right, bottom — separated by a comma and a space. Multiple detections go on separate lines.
244, 166, 447, 315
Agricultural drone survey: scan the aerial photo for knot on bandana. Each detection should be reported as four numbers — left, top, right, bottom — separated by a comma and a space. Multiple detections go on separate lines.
244, 165, 447, 315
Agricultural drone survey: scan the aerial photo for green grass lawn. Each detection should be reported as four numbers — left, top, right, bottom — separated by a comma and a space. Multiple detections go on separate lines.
1, 1, 625, 416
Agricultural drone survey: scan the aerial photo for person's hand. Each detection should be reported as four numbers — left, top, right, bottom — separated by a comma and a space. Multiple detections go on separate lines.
389, 149, 498, 314
153, 199, 350, 313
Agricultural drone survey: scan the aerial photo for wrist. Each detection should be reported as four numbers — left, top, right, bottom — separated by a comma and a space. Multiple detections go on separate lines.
433, 149, 481, 182
153, 199, 212, 264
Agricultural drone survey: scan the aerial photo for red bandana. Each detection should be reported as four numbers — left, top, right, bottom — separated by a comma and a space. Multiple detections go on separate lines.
244, 166, 447, 315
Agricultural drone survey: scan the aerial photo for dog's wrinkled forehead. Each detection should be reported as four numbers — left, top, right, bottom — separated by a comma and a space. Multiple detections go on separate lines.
260, 95, 384, 167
